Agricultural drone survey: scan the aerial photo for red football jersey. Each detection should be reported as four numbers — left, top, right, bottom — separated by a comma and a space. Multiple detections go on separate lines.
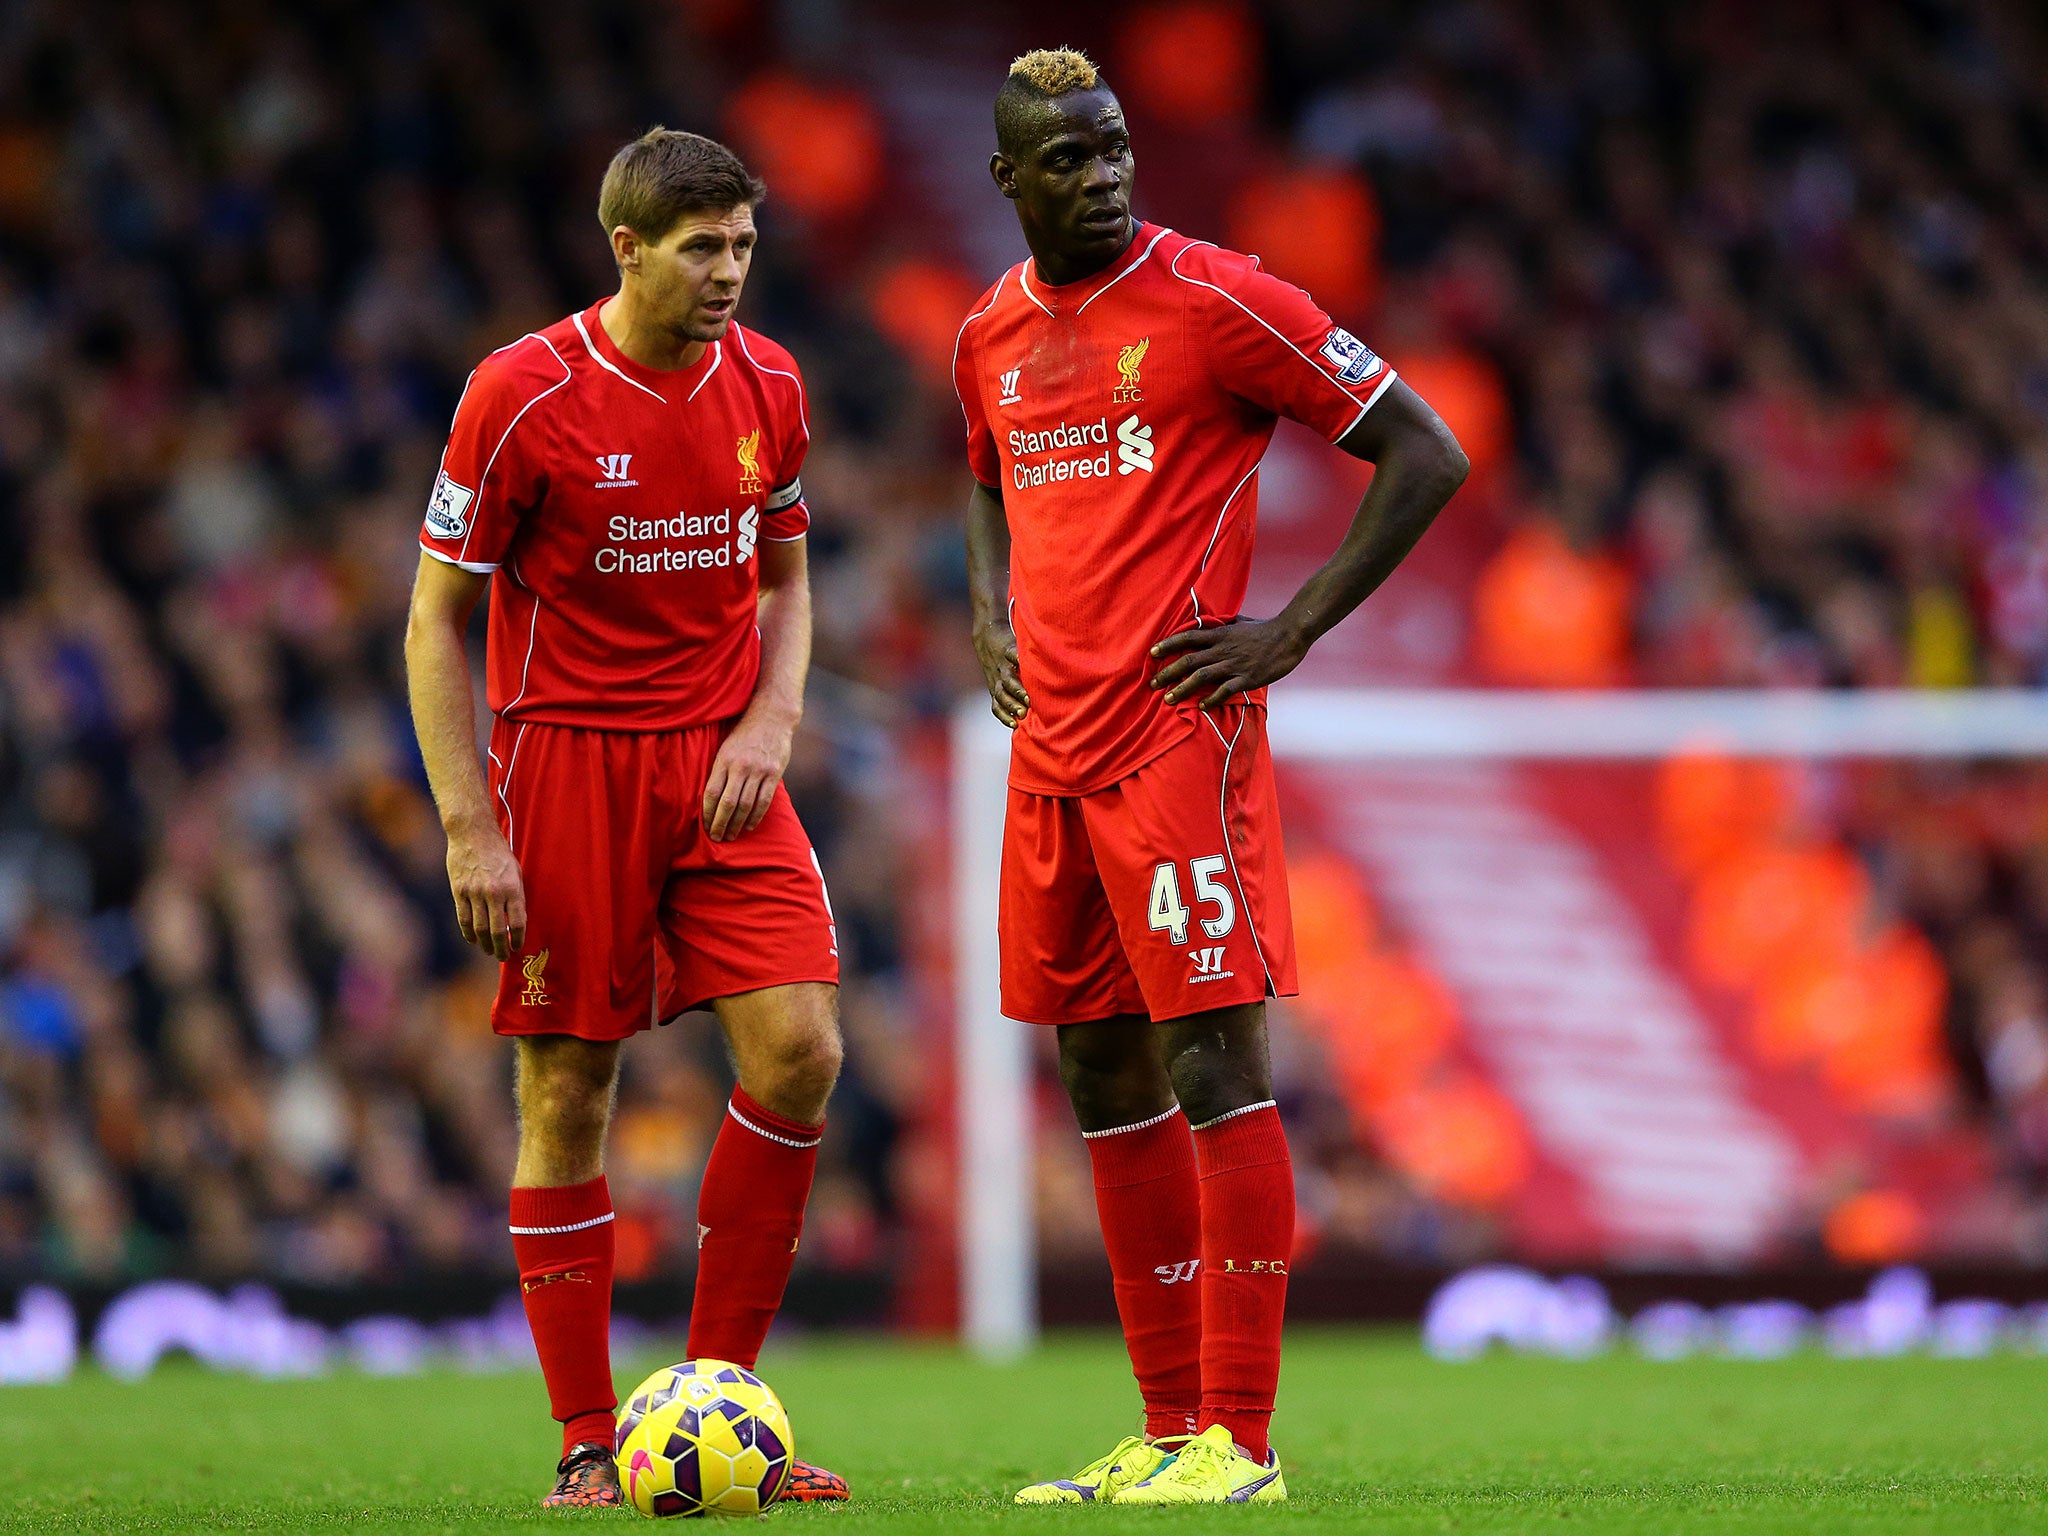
953, 223, 1396, 794
421, 302, 811, 731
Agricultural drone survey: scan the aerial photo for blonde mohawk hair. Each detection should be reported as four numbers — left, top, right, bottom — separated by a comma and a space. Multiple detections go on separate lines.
1008, 47, 1100, 97
995, 46, 1112, 157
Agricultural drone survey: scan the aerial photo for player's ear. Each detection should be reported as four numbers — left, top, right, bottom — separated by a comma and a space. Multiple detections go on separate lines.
611, 225, 639, 274
990, 152, 1019, 200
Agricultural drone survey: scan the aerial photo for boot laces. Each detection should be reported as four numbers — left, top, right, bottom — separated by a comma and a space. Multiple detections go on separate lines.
1161, 1434, 1232, 1482
1076, 1434, 1147, 1480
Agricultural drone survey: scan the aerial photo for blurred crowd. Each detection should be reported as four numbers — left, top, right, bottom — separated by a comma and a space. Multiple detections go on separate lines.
1255, 0, 2048, 1250
0, 0, 948, 1287
0, 0, 2045, 1289
1413, 1, 2048, 692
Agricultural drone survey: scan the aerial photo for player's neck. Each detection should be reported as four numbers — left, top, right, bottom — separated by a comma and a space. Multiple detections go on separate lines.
1027, 227, 1138, 289
598, 293, 708, 373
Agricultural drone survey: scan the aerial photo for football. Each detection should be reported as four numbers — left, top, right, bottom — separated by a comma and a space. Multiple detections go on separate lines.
614, 1360, 795, 1518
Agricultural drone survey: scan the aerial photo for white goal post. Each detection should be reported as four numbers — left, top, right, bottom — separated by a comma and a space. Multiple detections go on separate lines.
952, 687, 2048, 1359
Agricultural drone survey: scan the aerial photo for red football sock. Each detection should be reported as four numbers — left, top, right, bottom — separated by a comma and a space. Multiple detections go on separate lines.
510, 1176, 618, 1455
1191, 1101, 1293, 1462
1083, 1106, 1202, 1439
687, 1087, 822, 1368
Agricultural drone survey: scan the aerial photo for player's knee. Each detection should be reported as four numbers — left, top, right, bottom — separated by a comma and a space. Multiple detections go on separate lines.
528, 1079, 610, 1137
778, 1023, 842, 1102
513, 1080, 611, 1187
1171, 1066, 1270, 1129
750, 998, 842, 1111
1057, 1019, 1173, 1131
1058, 1042, 1138, 1104
519, 1088, 611, 1163
1057, 1018, 1148, 1080
516, 1039, 618, 1144
1163, 1012, 1273, 1126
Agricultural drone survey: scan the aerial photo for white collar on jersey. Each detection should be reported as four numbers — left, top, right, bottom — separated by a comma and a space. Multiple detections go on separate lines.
1019, 225, 1173, 318
571, 308, 725, 404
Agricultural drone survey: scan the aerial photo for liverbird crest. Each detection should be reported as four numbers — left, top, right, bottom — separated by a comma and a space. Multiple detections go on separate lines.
1113, 337, 1149, 402
736, 428, 764, 491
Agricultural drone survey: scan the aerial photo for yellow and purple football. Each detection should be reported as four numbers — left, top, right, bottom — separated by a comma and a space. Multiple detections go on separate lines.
614, 1359, 795, 1518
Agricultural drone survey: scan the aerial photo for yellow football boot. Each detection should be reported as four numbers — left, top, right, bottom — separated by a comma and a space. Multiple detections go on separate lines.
1113, 1424, 1287, 1505
1012, 1433, 1188, 1504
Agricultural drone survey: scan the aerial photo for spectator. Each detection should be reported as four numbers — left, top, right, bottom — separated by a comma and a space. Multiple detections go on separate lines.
0, 0, 2045, 1282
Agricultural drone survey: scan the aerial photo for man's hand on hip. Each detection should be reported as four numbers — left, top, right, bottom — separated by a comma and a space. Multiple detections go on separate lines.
705, 712, 795, 841
445, 813, 527, 960
1149, 617, 1308, 709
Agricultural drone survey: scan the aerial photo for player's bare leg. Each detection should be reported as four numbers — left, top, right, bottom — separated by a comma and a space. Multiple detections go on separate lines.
1159, 1003, 1276, 1125
1118, 1001, 1290, 1502
1036, 1004, 1292, 1504
1061, 1020, 1198, 1446
716, 980, 842, 1122
514, 1035, 622, 1185
692, 981, 850, 1501
1058, 1014, 1176, 1130
512, 1034, 627, 1508
1014, 1017, 1202, 1502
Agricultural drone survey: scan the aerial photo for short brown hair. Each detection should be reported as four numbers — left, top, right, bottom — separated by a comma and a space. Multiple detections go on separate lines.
597, 127, 766, 247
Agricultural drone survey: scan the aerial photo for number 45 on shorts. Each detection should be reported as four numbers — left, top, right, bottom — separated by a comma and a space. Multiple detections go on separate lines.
1147, 857, 1237, 945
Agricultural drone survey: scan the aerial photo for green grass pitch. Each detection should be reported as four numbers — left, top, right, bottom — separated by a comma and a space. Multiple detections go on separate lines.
4, 1328, 2047, 1532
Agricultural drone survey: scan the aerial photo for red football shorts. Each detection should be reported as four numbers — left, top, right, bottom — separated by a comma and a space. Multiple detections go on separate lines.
999, 702, 1298, 1025
486, 718, 840, 1041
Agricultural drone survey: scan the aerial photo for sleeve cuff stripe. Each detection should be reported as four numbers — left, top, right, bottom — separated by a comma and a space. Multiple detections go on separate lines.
421, 544, 499, 573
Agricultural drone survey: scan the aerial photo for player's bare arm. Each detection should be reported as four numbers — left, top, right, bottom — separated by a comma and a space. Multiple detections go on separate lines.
404, 553, 527, 960
704, 534, 810, 841
1150, 379, 1469, 708
966, 477, 1029, 727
